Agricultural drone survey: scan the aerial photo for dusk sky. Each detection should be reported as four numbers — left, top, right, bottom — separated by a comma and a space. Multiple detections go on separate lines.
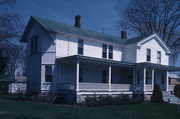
15, 0, 133, 38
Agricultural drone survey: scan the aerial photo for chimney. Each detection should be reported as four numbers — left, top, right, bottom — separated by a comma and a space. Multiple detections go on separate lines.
74, 15, 81, 28
121, 31, 127, 39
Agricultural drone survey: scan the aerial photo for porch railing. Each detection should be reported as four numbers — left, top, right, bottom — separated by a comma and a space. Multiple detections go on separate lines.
79, 83, 109, 91
111, 84, 133, 91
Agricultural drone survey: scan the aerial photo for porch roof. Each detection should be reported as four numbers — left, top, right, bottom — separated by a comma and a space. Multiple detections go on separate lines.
136, 62, 180, 71
57, 55, 135, 67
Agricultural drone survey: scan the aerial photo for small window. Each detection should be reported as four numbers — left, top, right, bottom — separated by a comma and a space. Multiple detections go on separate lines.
78, 39, 83, 55
45, 65, 52, 82
147, 49, 151, 62
79, 68, 83, 82
108, 45, 113, 59
157, 51, 161, 64
102, 70, 107, 83
102, 44, 107, 58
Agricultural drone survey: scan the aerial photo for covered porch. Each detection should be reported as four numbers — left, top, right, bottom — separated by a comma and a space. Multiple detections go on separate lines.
57, 55, 135, 92
57, 55, 180, 93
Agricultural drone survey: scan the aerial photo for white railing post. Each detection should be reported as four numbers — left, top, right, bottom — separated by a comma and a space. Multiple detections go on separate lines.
108, 65, 112, 91
76, 60, 79, 91
166, 70, 169, 91
143, 67, 146, 92
152, 68, 154, 91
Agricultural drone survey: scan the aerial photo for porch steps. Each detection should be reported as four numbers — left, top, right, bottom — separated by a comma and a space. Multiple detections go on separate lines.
162, 91, 179, 104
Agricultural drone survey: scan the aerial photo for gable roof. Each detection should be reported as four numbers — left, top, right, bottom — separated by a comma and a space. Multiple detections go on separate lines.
21, 16, 126, 44
137, 33, 171, 53
20, 16, 170, 53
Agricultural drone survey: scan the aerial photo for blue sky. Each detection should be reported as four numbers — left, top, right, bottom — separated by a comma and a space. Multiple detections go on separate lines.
14, 0, 179, 67
15, 0, 133, 38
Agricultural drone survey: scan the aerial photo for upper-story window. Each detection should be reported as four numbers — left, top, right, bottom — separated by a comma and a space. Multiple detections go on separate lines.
108, 45, 113, 59
45, 65, 52, 82
157, 51, 161, 64
147, 48, 151, 62
78, 39, 84, 55
30, 35, 38, 54
102, 44, 107, 58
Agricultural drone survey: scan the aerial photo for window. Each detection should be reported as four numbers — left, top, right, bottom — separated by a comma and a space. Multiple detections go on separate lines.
45, 65, 52, 82
161, 74, 165, 84
102, 44, 107, 58
79, 68, 83, 82
30, 35, 38, 54
102, 70, 107, 83
108, 45, 113, 59
157, 51, 161, 64
147, 49, 151, 62
78, 39, 83, 55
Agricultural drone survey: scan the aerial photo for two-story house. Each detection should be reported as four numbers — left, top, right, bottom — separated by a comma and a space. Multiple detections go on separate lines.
21, 15, 180, 103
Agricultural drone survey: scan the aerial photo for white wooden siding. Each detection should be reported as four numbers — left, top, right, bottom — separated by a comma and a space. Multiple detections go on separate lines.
137, 38, 169, 65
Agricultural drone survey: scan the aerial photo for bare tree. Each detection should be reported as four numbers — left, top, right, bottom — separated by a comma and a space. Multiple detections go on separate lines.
120, 0, 180, 62
0, 0, 23, 42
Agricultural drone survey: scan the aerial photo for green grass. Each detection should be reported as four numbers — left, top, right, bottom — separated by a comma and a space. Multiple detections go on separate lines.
0, 97, 180, 119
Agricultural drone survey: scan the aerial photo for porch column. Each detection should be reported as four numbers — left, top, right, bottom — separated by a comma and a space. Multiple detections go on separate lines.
143, 67, 146, 92
108, 65, 112, 91
76, 60, 79, 91
133, 67, 136, 90
152, 68, 154, 91
166, 70, 169, 91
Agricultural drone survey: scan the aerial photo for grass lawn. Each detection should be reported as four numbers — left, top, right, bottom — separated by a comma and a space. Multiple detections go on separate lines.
0, 96, 180, 119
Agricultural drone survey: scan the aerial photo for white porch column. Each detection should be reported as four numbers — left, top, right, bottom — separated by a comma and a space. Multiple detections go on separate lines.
108, 65, 112, 91
166, 70, 169, 91
76, 60, 79, 91
133, 67, 136, 90
143, 67, 146, 92
152, 68, 154, 91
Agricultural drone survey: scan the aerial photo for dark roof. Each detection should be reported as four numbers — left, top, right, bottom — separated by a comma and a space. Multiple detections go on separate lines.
57, 55, 135, 67
125, 35, 149, 45
21, 16, 152, 45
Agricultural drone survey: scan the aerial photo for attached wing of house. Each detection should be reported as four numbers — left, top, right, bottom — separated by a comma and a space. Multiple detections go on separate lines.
21, 16, 180, 103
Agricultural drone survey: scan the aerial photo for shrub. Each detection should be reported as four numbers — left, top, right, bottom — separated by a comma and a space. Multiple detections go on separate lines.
151, 84, 164, 103
174, 85, 180, 98
132, 94, 144, 103
85, 94, 133, 106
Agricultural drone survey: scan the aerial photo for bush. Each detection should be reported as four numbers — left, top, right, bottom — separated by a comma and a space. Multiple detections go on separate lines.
151, 84, 164, 103
132, 94, 144, 103
174, 85, 180, 98
85, 94, 133, 106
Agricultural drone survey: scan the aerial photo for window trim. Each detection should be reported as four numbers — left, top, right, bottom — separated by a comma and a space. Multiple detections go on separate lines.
108, 45, 113, 59
102, 44, 107, 58
78, 39, 84, 55
157, 51, 161, 64
147, 48, 151, 62
45, 65, 53, 83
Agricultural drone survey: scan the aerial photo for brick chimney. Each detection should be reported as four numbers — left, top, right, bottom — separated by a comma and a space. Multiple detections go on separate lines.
74, 15, 81, 28
121, 31, 127, 39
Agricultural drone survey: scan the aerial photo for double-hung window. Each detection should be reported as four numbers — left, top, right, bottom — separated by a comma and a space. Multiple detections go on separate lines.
147, 49, 151, 62
102, 44, 107, 58
30, 35, 38, 54
157, 51, 161, 64
45, 65, 52, 82
78, 39, 84, 55
108, 45, 113, 59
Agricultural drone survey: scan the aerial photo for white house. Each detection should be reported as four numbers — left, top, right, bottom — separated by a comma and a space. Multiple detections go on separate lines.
21, 15, 180, 103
